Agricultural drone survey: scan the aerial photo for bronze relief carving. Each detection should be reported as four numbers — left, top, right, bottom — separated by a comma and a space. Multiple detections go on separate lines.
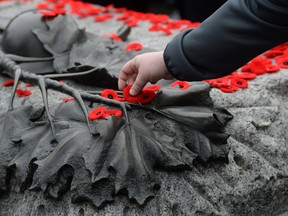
0, 10, 232, 207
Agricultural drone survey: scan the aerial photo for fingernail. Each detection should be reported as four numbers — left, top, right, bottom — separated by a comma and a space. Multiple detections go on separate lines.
130, 89, 136, 96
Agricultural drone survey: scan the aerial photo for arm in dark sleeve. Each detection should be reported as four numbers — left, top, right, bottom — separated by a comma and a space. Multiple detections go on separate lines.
163, 0, 288, 81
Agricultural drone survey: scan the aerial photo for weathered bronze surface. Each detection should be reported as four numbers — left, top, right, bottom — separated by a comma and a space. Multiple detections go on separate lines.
0, 10, 232, 208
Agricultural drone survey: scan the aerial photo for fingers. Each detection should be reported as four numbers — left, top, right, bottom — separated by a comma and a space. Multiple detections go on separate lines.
130, 73, 148, 96
127, 75, 136, 86
118, 59, 136, 90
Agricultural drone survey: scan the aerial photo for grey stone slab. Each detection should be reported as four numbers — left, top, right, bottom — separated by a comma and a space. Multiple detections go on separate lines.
0, 1, 288, 216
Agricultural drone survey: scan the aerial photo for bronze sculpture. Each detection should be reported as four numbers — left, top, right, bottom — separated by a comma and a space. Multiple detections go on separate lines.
0, 10, 232, 207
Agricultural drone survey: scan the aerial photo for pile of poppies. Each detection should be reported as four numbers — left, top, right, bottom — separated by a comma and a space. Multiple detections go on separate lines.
205, 43, 288, 93
88, 80, 194, 121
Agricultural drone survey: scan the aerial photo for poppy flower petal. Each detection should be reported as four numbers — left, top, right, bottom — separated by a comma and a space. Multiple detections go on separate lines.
16, 89, 32, 97
231, 77, 248, 89
219, 85, 238, 93
101, 89, 119, 99
249, 59, 267, 75
232, 72, 256, 80
266, 64, 280, 73
104, 33, 123, 41
125, 42, 143, 51
2, 79, 15, 87
62, 97, 75, 102
170, 80, 190, 90
143, 85, 161, 92
122, 85, 143, 103
140, 90, 156, 104
26, 83, 34, 87
276, 57, 288, 68
103, 109, 123, 118
39, 10, 57, 17
88, 107, 107, 121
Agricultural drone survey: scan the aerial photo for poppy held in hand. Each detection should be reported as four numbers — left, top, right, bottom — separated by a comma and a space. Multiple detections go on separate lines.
143, 85, 161, 92
122, 85, 157, 104
140, 90, 156, 104
123, 85, 144, 103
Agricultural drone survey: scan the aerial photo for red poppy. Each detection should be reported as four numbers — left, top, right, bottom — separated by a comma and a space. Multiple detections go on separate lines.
123, 18, 139, 27
53, 2, 65, 9
241, 65, 251, 72
104, 33, 123, 42
205, 77, 229, 88
101, 89, 118, 99
26, 83, 33, 87
148, 24, 163, 32
39, 10, 57, 17
2, 79, 15, 87
62, 97, 75, 102
140, 90, 156, 104
231, 77, 248, 89
206, 76, 235, 93
143, 85, 161, 92
232, 72, 256, 80
149, 14, 169, 24
148, 24, 173, 35
256, 56, 272, 65
88, 107, 107, 121
102, 4, 114, 12
272, 43, 288, 51
36, 2, 50, 10
101, 89, 123, 101
266, 64, 280, 73
219, 85, 238, 93
114, 7, 127, 13
94, 14, 113, 22
166, 21, 182, 29
178, 19, 193, 25
122, 85, 143, 103
125, 42, 143, 51
189, 22, 201, 28
263, 50, 283, 58
130, 11, 145, 20
16, 89, 32, 97
249, 60, 266, 75
116, 12, 130, 21
53, 9, 66, 15
170, 80, 190, 90
103, 109, 123, 118
276, 56, 288, 68
86, 6, 102, 15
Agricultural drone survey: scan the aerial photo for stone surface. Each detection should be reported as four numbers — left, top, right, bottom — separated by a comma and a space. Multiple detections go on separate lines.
0, 1, 288, 216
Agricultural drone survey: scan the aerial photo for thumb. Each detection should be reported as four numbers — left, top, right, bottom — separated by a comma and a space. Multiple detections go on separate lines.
129, 74, 148, 96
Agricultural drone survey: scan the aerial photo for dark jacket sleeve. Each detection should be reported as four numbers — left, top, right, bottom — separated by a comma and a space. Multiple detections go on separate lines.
163, 0, 288, 81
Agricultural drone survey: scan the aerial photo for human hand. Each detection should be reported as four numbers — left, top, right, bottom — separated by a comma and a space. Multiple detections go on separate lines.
118, 51, 174, 96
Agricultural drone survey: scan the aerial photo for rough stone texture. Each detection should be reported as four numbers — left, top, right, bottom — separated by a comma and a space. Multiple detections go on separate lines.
0, 1, 288, 216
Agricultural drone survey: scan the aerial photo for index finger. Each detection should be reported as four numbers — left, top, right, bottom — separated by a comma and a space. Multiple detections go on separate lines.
118, 59, 137, 90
